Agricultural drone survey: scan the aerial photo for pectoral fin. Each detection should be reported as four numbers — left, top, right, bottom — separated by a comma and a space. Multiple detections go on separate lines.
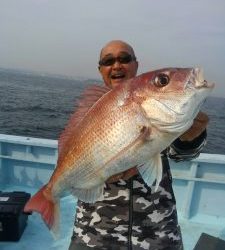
71, 184, 104, 203
137, 154, 162, 191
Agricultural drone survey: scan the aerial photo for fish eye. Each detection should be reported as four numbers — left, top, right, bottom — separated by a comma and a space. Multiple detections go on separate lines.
153, 73, 170, 87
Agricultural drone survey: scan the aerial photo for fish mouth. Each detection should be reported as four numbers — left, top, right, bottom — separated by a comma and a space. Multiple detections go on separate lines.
187, 68, 215, 90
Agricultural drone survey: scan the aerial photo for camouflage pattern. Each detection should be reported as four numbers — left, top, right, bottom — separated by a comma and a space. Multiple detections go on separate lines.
69, 156, 183, 250
68, 134, 206, 249
167, 130, 207, 162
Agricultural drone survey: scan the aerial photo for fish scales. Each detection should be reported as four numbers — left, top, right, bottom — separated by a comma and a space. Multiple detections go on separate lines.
24, 67, 214, 238
54, 92, 149, 194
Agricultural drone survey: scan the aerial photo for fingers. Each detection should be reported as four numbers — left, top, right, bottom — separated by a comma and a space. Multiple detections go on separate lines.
106, 172, 124, 184
179, 111, 209, 142
194, 111, 209, 124
123, 167, 138, 180
106, 167, 138, 183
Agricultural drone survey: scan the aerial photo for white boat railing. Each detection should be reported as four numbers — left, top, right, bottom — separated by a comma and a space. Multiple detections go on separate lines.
0, 133, 225, 227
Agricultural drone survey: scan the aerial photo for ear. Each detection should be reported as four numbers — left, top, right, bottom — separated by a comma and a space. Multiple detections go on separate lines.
133, 61, 138, 75
98, 65, 101, 72
134, 61, 139, 75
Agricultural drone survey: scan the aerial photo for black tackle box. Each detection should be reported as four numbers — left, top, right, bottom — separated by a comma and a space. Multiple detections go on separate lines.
194, 233, 225, 250
0, 191, 31, 241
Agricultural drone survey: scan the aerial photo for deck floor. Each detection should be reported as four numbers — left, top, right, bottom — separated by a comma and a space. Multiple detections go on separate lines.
0, 185, 224, 250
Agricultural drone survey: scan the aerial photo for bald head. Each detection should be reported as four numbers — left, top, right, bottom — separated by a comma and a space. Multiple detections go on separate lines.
99, 40, 136, 60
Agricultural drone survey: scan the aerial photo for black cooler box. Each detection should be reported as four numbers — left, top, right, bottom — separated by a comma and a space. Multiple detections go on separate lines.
0, 191, 31, 241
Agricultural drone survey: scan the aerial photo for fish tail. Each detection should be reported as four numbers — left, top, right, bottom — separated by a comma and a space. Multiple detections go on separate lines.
24, 185, 60, 239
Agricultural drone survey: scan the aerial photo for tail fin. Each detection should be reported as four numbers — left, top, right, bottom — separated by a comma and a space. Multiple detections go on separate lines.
24, 185, 60, 239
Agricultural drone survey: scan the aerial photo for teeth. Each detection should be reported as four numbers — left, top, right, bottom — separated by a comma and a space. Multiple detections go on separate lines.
194, 68, 204, 82
190, 68, 203, 87
111, 74, 124, 79
191, 67, 215, 89
198, 69, 204, 82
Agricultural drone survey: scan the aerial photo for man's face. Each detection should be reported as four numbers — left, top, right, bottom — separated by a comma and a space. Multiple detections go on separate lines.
98, 42, 138, 89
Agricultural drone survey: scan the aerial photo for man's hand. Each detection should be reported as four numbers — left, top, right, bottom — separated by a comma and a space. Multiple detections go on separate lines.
107, 167, 138, 183
179, 111, 209, 142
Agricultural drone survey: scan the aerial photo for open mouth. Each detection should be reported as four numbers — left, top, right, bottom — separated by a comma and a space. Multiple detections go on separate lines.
190, 68, 215, 89
185, 68, 215, 91
111, 73, 126, 80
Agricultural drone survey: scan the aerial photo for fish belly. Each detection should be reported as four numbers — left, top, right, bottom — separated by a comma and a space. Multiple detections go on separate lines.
52, 103, 151, 199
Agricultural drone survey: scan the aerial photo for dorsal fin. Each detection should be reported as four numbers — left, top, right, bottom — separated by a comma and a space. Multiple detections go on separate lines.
58, 84, 111, 157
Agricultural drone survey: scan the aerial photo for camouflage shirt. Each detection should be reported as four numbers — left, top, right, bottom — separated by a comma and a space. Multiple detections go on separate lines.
69, 132, 206, 250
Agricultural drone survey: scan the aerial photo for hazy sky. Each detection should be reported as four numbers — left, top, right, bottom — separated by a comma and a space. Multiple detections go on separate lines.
0, 0, 225, 97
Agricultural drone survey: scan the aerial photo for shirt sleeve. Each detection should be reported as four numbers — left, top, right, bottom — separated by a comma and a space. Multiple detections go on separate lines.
166, 130, 207, 162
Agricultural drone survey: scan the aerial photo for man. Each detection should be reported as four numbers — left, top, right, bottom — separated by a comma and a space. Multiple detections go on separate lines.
68, 40, 208, 250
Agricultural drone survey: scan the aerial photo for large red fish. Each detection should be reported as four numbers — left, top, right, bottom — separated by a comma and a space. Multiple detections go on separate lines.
24, 67, 214, 238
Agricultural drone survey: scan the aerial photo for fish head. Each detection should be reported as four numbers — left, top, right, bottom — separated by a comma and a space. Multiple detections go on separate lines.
131, 67, 214, 134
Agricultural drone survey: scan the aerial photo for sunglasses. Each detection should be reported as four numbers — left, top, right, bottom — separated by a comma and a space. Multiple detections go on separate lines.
99, 53, 136, 67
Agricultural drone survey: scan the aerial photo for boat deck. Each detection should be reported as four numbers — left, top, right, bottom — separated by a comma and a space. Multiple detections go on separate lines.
0, 134, 225, 250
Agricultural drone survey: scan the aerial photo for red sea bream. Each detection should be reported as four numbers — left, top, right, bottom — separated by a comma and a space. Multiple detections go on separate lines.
24, 67, 214, 238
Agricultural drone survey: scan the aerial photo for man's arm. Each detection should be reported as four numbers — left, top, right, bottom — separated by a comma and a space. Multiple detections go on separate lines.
167, 111, 209, 161
167, 129, 207, 161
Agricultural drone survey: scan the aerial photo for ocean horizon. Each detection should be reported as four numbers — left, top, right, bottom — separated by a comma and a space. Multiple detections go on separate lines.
0, 68, 224, 155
